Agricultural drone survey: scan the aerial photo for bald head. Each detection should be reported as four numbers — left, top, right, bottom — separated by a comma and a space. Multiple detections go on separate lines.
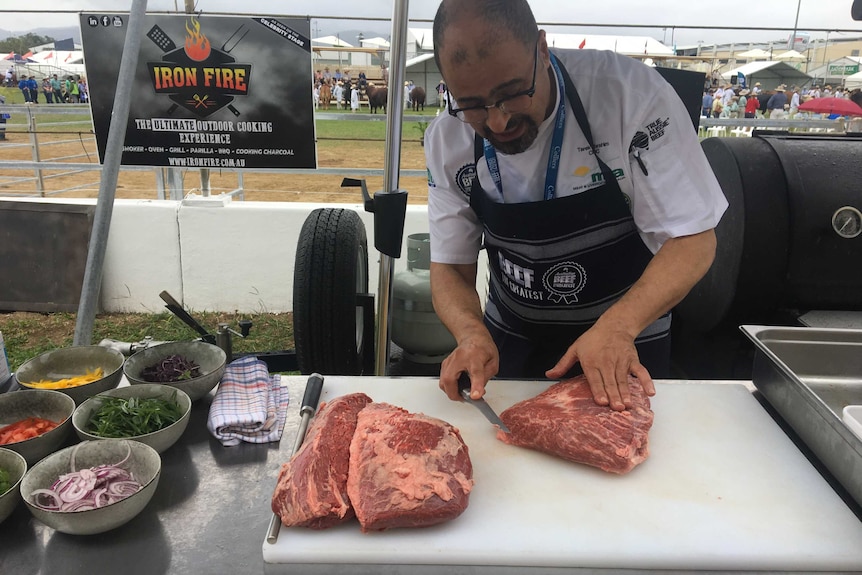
433, 0, 538, 72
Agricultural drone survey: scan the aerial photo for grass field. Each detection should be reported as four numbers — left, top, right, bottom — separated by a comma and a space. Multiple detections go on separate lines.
0, 310, 295, 372
0, 85, 439, 369
0, 86, 441, 142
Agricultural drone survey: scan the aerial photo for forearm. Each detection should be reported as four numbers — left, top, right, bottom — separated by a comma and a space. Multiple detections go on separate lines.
596, 229, 717, 338
430, 262, 486, 342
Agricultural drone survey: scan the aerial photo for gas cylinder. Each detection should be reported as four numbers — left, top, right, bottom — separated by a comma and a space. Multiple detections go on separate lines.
391, 233, 456, 363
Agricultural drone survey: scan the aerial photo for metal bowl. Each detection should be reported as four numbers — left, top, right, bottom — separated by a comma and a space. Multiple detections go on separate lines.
124, 341, 226, 402
16, 346, 125, 406
72, 384, 192, 454
0, 389, 75, 465
21, 439, 161, 535
0, 447, 27, 525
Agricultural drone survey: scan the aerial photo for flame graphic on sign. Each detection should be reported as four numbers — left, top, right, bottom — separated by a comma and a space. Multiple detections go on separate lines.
184, 17, 211, 62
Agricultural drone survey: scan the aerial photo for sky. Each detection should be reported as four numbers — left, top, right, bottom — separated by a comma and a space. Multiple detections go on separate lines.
3, 0, 862, 47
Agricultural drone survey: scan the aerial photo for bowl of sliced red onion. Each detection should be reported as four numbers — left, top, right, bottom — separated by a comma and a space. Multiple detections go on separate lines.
124, 341, 227, 402
20, 439, 160, 535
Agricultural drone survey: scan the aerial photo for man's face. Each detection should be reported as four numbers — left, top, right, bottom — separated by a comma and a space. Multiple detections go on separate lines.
440, 23, 551, 155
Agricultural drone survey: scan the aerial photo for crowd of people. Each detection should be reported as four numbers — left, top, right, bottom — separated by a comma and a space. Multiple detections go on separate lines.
310, 65, 452, 111
701, 80, 861, 120
5, 68, 88, 104
312, 66, 368, 111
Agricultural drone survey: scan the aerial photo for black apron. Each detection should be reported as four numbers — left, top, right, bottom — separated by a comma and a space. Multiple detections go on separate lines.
469, 59, 671, 378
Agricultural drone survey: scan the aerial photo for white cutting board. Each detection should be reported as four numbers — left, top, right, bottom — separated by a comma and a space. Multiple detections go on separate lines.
263, 378, 862, 571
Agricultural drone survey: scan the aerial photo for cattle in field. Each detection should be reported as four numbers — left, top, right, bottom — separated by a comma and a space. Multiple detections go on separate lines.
318, 82, 332, 110
366, 84, 388, 114
410, 86, 426, 112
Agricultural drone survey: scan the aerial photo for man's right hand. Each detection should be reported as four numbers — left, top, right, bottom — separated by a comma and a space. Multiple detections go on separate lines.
439, 332, 499, 402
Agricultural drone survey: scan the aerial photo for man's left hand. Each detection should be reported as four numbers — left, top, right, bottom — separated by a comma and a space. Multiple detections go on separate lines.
545, 322, 655, 410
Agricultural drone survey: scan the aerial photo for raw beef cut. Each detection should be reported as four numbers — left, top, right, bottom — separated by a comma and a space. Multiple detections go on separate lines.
271, 392, 373, 529
497, 375, 653, 474
347, 402, 474, 532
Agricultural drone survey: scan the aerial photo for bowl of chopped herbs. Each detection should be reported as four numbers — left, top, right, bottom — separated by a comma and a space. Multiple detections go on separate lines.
72, 384, 192, 453
124, 341, 227, 402
0, 447, 27, 524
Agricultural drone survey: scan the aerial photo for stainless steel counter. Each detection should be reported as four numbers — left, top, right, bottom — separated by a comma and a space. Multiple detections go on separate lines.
0, 379, 304, 575
0, 378, 859, 574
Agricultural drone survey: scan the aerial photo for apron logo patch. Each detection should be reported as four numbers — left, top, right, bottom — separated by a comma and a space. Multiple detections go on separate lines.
543, 262, 587, 304
455, 163, 476, 197
498, 254, 544, 300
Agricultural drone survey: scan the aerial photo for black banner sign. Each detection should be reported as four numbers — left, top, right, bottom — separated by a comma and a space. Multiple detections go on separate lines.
81, 13, 316, 169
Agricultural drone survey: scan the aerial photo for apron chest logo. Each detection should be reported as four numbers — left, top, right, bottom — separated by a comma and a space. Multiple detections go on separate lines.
498, 254, 544, 301
543, 262, 587, 304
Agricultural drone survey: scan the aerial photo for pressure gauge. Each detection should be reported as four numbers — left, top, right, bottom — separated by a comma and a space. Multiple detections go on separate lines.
831, 206, 862, 239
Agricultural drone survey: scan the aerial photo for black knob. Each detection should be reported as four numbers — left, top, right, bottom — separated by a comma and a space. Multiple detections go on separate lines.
238, 319, 253, 337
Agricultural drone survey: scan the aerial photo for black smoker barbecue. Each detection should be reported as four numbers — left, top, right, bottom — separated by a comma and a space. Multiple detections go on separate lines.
673, 131, 862, 378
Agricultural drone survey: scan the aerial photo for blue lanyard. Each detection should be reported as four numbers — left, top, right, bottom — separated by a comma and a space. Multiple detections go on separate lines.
483, 52, 567, 201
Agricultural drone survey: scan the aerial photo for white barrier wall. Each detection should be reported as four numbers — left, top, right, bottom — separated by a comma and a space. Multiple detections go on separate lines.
3, 197, 487, 314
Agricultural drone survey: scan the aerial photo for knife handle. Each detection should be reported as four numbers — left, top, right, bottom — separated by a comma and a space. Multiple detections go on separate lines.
457, 372, 472, 400
300, 373, 324, 416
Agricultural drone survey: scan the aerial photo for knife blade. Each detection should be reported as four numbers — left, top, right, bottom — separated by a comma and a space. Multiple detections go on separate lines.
458, 372, 510, 433
266, 372, 325, 544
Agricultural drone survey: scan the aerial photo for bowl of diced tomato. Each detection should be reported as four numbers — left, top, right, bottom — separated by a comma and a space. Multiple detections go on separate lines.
0, 389, 75, 465
15, 346, 125, 406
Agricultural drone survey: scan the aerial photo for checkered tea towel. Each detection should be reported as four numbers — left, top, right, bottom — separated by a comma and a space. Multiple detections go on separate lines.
206, 356, 289, 446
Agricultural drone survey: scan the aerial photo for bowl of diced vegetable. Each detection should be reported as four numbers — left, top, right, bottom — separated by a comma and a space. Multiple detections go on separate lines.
124, 341, 227, 402
16, 346, 126, 406
0, 388, 75, 465
21, 439, 161, 535
0, 447, 27, 525
72, 384, 192, 453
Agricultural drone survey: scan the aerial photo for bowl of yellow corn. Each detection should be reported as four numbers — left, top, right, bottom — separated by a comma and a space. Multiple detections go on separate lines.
15, 346, 125, 406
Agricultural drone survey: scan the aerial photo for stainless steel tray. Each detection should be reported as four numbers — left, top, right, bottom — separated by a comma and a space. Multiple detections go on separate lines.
741, 325, 862, 507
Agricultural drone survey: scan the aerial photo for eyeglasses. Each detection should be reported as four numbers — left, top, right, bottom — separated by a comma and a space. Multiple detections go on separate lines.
447, 45, 538, 124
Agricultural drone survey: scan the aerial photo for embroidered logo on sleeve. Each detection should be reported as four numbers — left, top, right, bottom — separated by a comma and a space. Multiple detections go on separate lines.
629, 131, 649, 153
629, 131, 650, 177
646, 117, 671, 142
426, 168, 436, 188
455, 163, 476, 197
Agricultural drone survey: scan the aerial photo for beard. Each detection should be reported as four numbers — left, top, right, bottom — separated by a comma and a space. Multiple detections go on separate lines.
479, 114, 539, 155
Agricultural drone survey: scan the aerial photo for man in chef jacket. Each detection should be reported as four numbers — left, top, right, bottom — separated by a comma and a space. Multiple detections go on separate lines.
424, 0, 728, 410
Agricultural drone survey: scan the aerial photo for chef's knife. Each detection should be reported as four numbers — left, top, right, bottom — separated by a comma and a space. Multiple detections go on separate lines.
266, 372, 325, 544
458, 372, 510, 433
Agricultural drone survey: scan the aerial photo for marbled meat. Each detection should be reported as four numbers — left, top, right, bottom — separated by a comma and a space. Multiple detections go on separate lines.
347, 402, 474, 532
271, 392, 373, 529
497, 375, 653, 474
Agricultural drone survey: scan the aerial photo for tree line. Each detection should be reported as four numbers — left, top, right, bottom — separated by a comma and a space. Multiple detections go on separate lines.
0, 34, 55, 56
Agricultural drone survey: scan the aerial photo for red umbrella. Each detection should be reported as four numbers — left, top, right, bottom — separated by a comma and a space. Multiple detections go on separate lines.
798, 97, 862, 117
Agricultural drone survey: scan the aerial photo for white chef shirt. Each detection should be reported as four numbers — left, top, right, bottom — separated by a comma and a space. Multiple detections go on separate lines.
425, 48, 728, 265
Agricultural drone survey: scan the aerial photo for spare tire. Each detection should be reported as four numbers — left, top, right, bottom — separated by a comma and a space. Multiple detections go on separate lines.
293, 208, 369, 375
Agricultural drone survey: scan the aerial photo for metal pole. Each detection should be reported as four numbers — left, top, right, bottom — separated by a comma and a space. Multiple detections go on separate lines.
155, 167, 166, 199
27, 109, 44, 194
791, 0, 802, 50
823, 31, 830, 68
374, 0, 409, 375
183, 0, 210, 196
74, 0, 148, 345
